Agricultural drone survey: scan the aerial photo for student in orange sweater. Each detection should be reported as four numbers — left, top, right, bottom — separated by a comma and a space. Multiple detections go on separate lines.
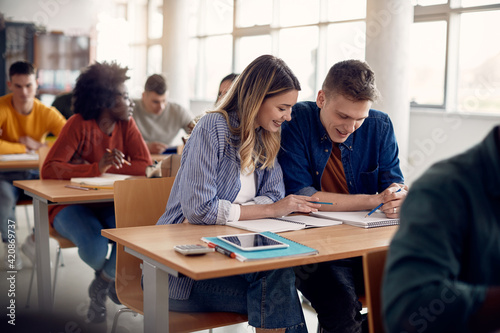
42, 61, 152, 323
0, 61, 66, 270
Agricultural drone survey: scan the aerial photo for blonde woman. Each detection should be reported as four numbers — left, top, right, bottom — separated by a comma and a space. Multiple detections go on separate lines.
157, 55, 320, 332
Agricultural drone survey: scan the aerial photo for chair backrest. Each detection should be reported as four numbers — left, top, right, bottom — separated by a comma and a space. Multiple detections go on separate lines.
113, 177, 175, 312
113, 177, 248, 332
363, 248, 389, 333
38, 145, 51, 169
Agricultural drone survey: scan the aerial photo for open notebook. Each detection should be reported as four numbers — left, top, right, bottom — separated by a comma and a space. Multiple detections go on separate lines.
226, 215, 341, 233
311, 210, 399, 228
70, 173, 133, 187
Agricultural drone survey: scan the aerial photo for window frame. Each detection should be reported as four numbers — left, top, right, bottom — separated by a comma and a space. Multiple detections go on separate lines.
413, 1, 500, 113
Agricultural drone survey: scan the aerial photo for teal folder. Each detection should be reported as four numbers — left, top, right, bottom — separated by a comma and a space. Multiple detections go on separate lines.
202, 231, 318, 262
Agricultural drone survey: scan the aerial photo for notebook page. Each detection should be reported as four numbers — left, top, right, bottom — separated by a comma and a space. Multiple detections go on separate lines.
226, 218, 306, 233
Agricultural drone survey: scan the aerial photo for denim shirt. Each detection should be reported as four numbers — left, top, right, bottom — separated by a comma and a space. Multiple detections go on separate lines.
157, 111, 285, 299
278, 101, 404, 196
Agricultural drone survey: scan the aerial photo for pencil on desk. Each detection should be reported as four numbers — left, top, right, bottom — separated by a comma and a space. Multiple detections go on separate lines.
106, 148, 131, 165
310, 201, 334, 205
77, 184, 114, 190
65, 184, 94, 191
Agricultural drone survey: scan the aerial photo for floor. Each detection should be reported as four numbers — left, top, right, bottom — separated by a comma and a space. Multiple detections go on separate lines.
0, 205, 320, 333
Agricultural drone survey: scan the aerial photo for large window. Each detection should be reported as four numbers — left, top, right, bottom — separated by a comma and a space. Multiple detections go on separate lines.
189, 0, 367, 103
122, 0, 500, 115
412, 1, 500, 114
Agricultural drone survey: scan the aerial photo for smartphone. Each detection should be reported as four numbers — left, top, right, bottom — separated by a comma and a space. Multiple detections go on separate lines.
217, 233, 288, 251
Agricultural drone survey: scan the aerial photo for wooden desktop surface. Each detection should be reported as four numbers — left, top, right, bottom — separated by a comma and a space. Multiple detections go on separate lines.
102, 223, 397, 280
13, 179, 114, 203
0, 158, 39, 171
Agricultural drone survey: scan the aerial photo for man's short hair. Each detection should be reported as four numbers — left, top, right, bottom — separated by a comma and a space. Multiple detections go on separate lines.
322, 59, 380, 102
144, 74, 167, 95
9, 61, 36, 80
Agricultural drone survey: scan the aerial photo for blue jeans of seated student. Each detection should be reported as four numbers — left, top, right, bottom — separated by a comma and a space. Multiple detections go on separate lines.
0, 171, 39, 243
53, 204, 116, 279
169, 268, 308, 332
294, 257, 366, 333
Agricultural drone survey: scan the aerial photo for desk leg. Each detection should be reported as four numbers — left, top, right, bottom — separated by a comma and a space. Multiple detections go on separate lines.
33, 199, 53, 312
143, 260, 170, 333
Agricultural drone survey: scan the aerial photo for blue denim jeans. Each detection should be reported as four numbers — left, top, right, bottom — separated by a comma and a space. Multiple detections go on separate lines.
169, 268, 308, 332
53, 204, 116, 278
0, 171, 39, 243
294, 257, 366, 333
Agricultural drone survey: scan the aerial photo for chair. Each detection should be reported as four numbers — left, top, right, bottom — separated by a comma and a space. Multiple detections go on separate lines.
26, 145, 77, 307
362, 248, 389, 333
111, 177, 248, 333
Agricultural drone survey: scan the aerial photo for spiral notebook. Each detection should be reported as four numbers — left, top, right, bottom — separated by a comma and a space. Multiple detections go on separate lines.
226, 215, 341, 233
311, 210, 399, 229
201, 231, 318, 262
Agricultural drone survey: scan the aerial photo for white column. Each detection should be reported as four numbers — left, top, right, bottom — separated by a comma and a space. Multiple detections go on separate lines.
365, 0, 413, 163
162, 0, 190, 108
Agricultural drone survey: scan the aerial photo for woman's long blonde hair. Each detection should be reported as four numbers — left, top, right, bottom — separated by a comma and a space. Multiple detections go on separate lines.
210, 55, 301, 174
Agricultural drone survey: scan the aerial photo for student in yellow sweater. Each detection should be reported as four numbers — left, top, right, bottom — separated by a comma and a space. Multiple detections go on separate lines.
0, 61, 66, 269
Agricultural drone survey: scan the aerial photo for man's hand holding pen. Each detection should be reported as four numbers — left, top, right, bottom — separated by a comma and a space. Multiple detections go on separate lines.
377, 183, 408, 218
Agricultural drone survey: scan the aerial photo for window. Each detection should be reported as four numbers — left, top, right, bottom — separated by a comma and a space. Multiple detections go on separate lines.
409, 21, 447, 106
189, 0, 367, 102
457, 10, 500, 113
412, 2, 500, 114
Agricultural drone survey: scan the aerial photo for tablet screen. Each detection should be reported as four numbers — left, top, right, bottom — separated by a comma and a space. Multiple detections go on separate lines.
218, 233, 288, 251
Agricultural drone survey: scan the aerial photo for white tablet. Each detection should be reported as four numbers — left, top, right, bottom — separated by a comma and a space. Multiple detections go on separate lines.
217, 233, 289, 251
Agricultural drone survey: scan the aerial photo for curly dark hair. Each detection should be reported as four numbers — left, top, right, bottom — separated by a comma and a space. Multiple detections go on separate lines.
73, 61, 130, 120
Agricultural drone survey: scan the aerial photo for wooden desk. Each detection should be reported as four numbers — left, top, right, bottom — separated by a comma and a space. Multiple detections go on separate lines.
13, 179, 114, 312
0, 157, 39, 172
102, 223, 397, 333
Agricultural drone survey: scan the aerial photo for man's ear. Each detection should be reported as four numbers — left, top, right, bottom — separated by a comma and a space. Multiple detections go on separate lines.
7, 80, 12, 92
316, 90, 325, 109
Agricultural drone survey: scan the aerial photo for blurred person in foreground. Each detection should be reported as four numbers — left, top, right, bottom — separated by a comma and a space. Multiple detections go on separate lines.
383, 126, 500, 333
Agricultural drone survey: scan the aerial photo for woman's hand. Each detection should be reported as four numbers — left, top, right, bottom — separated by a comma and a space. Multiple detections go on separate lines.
99, 148, 127, 174
269, 195, 322, 217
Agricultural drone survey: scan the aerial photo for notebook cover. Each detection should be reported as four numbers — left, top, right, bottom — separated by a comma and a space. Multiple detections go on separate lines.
202, 231, 318, 261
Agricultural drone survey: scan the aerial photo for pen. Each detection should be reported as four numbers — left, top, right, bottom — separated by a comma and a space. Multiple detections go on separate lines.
365, 188, 402, 218
65, 184, 96, 191
106, 148, 131, 166
207, 242, 236, 259
77, 184, 114, 190
310, 201, 334, 205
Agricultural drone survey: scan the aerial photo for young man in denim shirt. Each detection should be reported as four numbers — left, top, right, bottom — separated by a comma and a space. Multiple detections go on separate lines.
278, 60, 407, 333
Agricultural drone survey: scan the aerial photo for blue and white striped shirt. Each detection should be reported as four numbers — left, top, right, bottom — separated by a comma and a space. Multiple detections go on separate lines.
157, 111, 285, 299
